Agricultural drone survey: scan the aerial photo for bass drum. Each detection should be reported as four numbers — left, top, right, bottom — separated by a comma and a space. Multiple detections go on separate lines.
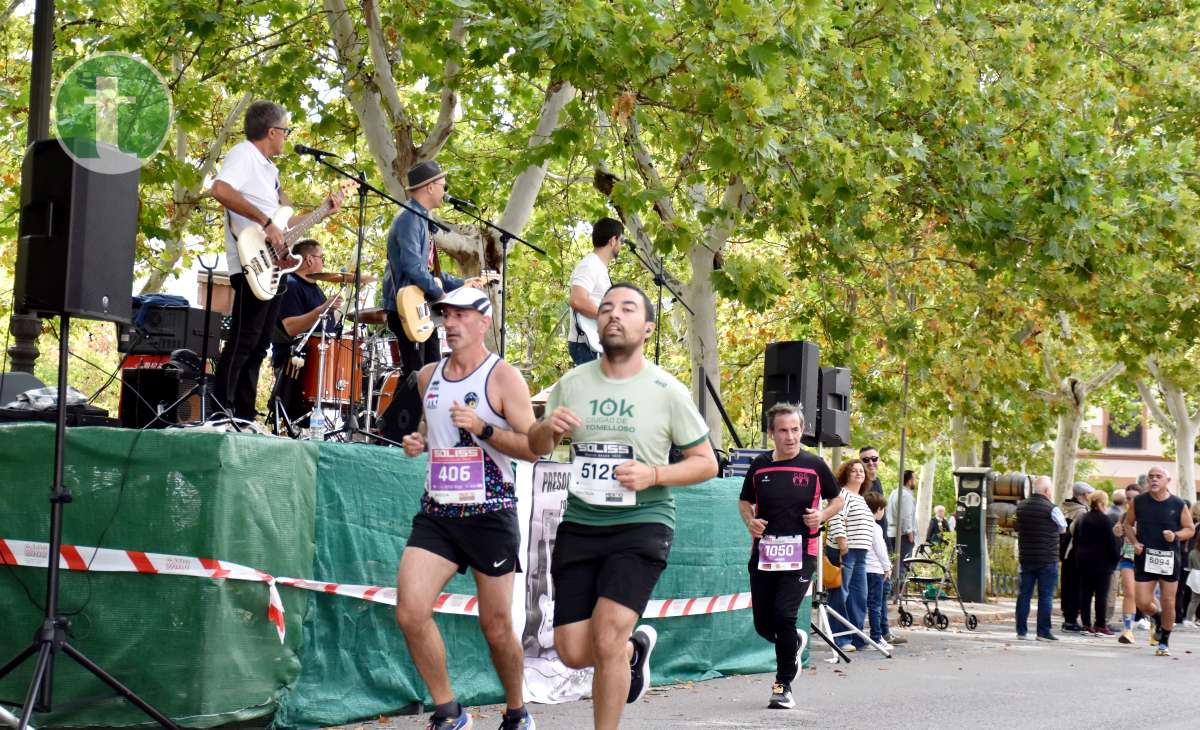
376, 370, 422, 442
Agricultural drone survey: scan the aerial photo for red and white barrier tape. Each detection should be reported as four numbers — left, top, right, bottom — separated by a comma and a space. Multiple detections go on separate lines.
0, 539, 753, 643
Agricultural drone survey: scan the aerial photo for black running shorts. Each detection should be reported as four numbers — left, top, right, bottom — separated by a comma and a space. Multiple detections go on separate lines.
550, 521, 673, 626
1133, 548, 1180, 584
406, 509, 522, 577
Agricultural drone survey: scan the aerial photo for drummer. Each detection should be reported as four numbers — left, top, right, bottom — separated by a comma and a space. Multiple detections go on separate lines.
270, 239, 344, 428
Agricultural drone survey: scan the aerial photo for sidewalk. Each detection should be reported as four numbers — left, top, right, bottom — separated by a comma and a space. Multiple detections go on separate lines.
886, 596, 1016, 627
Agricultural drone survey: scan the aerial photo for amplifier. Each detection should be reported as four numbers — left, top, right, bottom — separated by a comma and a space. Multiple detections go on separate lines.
116, 305, 222, 355
119, 368, 215, 428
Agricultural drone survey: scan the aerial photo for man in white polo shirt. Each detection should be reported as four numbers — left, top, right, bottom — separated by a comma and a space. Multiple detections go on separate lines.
209, 100, 342, 421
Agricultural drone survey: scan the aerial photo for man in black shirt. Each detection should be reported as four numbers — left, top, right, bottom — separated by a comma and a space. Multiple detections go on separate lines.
1123, 466, 1195, 656
739, 402, 843, 710
269, 239, 342, 428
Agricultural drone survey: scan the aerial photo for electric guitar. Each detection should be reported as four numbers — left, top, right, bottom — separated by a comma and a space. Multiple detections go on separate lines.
574, 313, 602, 353
395, 271, 501, 342
236, 179, 357, 301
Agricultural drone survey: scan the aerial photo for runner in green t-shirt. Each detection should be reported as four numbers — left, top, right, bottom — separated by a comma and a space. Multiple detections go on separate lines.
528, 282, 717, 730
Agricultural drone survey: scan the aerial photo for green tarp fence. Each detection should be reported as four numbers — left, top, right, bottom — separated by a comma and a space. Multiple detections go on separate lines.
0, 425, 316, 727
0, 425, 809, 728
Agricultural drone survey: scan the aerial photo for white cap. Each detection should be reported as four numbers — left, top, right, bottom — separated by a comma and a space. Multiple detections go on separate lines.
434, 286, 493, 316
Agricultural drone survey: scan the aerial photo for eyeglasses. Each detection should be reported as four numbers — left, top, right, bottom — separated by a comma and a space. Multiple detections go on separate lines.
861, 456, 880, 463
309, 253, 324, 260
272, 126, 293, 138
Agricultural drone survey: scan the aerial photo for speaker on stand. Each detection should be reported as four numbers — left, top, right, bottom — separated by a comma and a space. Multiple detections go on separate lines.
817, 366, 851, 447
761, 340, 820, 444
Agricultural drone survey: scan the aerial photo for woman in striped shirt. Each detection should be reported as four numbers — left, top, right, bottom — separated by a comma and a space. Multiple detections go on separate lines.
826, 459, 876, 650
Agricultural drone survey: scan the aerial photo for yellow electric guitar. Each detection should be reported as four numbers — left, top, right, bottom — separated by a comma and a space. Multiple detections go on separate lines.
395, 271, 500, 342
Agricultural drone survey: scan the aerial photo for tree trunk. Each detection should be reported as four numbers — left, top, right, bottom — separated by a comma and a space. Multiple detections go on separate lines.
1051, 395, 1085, 504
950, 412, 976, 469
687, 237, 722, 447
917, 455, 937, 542
1139, 367, 1199, 502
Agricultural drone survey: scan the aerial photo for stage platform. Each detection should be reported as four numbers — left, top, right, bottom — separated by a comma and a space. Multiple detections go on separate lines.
0, 424, 806, 728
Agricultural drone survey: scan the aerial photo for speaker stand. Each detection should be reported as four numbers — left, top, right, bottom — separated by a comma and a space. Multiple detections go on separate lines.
0, 314, 179, 730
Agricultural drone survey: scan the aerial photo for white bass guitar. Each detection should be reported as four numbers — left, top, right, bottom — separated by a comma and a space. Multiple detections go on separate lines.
236, 179, 357, 300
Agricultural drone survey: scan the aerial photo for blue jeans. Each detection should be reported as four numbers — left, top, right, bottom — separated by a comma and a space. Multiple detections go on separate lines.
1016, 562, 1059, 637
567, 340, 598, 365
841, 548, 868, 647
866, 572, 886, 642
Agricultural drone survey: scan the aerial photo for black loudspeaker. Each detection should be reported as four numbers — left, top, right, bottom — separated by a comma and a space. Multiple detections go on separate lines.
817, 366, 851, 447
762, 340, 820, 443
13, 139, 140, 324
379, 371, 423, 444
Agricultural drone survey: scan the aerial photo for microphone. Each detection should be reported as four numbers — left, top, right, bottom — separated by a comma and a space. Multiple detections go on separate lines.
443, 193, 477, 209
294, 143, 340, 158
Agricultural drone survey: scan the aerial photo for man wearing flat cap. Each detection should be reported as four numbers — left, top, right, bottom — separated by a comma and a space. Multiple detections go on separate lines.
383, 160, 464, 375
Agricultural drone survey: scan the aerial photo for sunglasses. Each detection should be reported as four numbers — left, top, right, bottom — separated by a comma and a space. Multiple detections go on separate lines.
861, 456, 880, 463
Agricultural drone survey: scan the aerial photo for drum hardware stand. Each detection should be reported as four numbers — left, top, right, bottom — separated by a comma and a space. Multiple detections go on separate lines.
267, 285, 344, 438
809, 527, 892, 664
0, 314, 180, 730
442, 201, 545, 359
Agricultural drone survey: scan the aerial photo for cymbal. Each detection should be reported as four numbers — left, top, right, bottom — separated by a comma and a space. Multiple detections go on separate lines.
347, 307, 388, 325
311, 271, 379, 284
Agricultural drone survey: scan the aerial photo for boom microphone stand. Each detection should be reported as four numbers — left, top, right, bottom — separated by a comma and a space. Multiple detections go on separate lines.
441, 201, 545, 359
297, 150, 419, 447
0, 314, 179, 730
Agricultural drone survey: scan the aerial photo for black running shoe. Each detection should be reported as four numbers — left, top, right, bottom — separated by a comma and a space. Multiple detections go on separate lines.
768, 682, 795, 709
627, 625, 657, 704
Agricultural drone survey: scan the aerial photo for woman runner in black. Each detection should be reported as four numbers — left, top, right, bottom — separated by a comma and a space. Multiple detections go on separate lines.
739, 402, 843, 709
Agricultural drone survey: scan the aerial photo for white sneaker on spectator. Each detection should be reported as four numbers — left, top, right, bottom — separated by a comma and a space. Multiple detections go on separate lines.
1181, 620, 1196, 629
877, 640, 894, 652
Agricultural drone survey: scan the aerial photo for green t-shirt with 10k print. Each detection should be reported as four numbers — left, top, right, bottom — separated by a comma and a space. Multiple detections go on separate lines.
546, 359, 709, 529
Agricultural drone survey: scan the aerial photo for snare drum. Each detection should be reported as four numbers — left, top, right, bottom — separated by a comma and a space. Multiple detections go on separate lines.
301, 335, 364, 404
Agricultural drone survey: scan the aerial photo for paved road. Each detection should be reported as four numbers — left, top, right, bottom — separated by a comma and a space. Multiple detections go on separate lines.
350, 618, 1196, 729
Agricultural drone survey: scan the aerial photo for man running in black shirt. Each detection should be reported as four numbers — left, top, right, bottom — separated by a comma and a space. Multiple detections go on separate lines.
739, 403, 843, 709
1122, 466, 1195, 656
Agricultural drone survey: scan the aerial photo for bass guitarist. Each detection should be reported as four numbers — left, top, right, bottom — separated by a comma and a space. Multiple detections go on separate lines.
210, 100, 343, 422
566, 217, 623, 366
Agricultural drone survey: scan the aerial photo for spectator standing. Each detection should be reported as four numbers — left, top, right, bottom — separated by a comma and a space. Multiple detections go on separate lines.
887, 470, 917, 558
1074, 491, 1121, 636
863, 491, 893, 651
1059, 482, 1093, 632
1014, 476, 1067, 641
825, 459, 875, 651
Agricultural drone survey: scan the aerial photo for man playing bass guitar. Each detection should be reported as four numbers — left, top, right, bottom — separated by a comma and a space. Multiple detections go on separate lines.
210, 100, 344, 422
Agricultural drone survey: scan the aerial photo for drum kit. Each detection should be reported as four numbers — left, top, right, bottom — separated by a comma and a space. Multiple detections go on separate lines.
273, 271, 436, 443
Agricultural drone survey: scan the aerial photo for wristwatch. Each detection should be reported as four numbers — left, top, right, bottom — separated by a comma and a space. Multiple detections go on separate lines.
479, 424, 495, 441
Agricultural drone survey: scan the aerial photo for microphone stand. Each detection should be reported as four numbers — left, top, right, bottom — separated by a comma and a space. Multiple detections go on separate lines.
626, 243, 744, 447
299, 151, 413, 447
442, 201, 545, 359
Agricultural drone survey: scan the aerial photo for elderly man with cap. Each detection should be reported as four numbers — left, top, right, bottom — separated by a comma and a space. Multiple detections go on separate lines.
383, 160, 468, 375
396, 286, 540, 730
1058, 481, 1094, 632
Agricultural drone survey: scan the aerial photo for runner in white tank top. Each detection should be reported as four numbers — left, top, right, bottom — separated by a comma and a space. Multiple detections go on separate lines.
395, 287, 540, 730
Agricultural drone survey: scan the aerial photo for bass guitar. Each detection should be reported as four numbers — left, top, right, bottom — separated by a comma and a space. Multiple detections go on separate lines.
236, 179, 357, 301
395, 271, 500, 342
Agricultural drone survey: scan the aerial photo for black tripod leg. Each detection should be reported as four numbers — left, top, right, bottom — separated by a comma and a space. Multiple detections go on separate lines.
17, 642, 53, 729
0, 642, 38, 681
60, 642, 179, 730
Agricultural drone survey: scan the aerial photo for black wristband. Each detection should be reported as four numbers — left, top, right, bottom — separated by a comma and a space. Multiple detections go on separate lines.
479, 424, 494, 441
